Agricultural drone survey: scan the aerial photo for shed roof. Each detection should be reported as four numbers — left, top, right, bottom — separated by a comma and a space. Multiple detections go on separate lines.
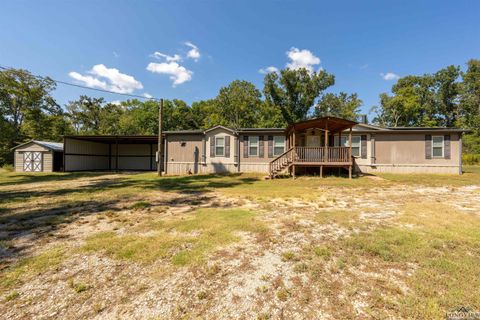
12, 140, 63, 152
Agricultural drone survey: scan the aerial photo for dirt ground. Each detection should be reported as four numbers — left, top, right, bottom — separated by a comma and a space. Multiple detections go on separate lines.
1, 171, 480, 319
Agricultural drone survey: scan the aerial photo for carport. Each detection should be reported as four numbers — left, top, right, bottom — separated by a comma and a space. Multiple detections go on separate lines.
63, 135, 162, 172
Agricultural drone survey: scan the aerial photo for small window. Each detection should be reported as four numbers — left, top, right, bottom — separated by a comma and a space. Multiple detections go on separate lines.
432, 136, 444, 157
215, 137, 225, 156
350, 136, 361, 157
273, 136, 285, 156
249, 136, 259, 156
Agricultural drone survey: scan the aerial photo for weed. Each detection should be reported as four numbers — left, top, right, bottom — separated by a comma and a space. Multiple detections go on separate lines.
281, 251, 297, 262
130, 201, 150, 210
5, 291, 19, 301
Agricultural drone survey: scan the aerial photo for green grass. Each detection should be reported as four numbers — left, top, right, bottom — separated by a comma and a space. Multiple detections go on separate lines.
83, 208, 267, 266
377, 165, 480, 187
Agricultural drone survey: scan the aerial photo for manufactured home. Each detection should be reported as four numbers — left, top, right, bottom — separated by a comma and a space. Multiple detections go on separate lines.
14, 117, 467, 176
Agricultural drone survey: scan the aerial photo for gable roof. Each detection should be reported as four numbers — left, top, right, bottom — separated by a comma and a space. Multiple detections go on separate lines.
204, 125, 237, 134
287, 117, 358, 134
12, 140, 63, 152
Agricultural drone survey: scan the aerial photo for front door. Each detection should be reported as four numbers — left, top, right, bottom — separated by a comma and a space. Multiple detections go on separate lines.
23, 152, 42, 172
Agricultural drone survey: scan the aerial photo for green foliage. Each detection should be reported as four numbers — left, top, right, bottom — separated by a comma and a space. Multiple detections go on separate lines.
0, 68, 62, 165
314, 92, 362, 120
215, 80, 262, 129
263, 68, 335, 124
462, 154, 480, 165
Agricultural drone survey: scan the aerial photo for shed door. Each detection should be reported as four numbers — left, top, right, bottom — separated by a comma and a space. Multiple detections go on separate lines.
23, 152, 42, 172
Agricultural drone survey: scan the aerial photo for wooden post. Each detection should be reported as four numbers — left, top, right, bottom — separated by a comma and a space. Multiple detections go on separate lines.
320, 165, 323, 178
349, 127, 352, 179
115, 136, 118, 172
157, 99, 163, 176
292, 129, 296, 179
324, 122, 328, 163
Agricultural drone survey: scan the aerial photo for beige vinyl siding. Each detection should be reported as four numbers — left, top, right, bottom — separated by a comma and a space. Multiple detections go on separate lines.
374, 133, 460, 165
166, 134, 203, 163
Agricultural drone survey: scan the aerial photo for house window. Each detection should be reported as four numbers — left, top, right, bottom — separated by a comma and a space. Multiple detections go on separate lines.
249, 136, 259, 156
273, 136, 285, 156
351, 136, 361, 157
215, 137, 225, 156
432, 136, 444, 157
336, 136, 360, 157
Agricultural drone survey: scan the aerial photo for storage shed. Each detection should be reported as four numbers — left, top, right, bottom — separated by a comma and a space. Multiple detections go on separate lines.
13, 140, 64, 172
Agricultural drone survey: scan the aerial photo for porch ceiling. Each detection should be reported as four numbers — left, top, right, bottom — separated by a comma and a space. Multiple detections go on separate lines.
286, 117, 357, 134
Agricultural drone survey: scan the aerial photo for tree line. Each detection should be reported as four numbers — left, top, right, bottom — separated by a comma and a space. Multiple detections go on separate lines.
1, 60, 479, 166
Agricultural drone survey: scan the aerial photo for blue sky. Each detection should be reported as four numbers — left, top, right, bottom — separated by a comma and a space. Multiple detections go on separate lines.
1, 0, 479, 117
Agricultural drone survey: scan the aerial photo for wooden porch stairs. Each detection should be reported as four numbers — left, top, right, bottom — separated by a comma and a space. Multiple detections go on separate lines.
269, 147, 294, 178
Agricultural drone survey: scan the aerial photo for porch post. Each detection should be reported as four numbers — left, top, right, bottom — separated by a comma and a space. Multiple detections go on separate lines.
292, 129, 296, 179
348, 127, 352, 179
324, 122, 328, 163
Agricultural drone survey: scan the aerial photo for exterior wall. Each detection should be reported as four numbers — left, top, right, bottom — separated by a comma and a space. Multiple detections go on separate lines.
239, 133, 286, 173
205, 128, 237, 173
14, 142, 53, 172
356, 133, 462, 174
111, 143, 157, 171
165, 134, 203, 174
64, 138, 109, 171
65, 138, 158, 171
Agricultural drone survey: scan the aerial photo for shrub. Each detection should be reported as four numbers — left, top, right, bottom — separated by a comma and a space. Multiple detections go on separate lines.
462, 154, 480, 165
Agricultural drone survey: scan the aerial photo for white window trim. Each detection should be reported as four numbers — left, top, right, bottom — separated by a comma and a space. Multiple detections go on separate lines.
273, 136, 285, 156
432, 135, 444, 158
249, 136, 259, 156
215, 136, 225, 156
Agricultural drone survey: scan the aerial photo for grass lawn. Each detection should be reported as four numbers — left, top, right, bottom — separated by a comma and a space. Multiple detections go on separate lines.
0, 167, 479, 319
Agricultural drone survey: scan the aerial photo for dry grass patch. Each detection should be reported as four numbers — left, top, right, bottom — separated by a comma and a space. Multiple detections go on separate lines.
340, 202, 480, 318
83, 208, 268, 266
0, 246, 65, 291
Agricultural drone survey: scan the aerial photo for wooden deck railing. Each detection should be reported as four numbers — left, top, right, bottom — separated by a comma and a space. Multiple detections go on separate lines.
294, 146, 351, 163
269, 147, 294, 175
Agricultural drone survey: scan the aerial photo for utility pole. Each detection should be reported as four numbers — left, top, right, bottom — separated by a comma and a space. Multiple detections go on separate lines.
157, 99, 163, 176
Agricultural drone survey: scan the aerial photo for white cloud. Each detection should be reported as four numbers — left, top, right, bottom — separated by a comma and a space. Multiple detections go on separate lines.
380, 72, 400, 81
185, 41, 200, 61
68, 64, 143, 94
143, 93, 153, 99
151, 51, 182, 62
259, 66, 279, 74
286, 47, 320, 72
147, 62, 193, 87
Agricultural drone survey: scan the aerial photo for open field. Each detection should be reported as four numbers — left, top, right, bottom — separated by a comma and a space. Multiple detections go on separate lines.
1, 167, 480, 319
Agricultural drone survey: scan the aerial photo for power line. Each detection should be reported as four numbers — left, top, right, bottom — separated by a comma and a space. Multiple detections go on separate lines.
0, 65, 161, 101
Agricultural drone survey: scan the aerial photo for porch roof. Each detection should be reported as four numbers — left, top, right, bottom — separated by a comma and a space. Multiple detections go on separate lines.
286, 117, 357, 134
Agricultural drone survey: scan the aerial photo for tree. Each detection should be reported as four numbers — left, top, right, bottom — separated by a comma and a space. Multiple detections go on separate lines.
263, 68, 335, 124
214, 80, 262, 129
118, 99, 159, 135
0, 68, 60, 164
314, 92, 362, 120
433, 65, 462, 127
460, 59, 480, 134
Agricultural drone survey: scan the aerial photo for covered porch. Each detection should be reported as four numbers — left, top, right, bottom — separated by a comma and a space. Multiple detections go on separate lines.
269, 117, 357, 178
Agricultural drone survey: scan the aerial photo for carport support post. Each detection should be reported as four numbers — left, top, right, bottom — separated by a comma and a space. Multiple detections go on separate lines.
115, 137, 118, 172
157, 99, 163, 176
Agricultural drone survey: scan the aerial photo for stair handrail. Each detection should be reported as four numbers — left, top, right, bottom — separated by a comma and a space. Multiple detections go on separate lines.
269, 147, 294, 176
